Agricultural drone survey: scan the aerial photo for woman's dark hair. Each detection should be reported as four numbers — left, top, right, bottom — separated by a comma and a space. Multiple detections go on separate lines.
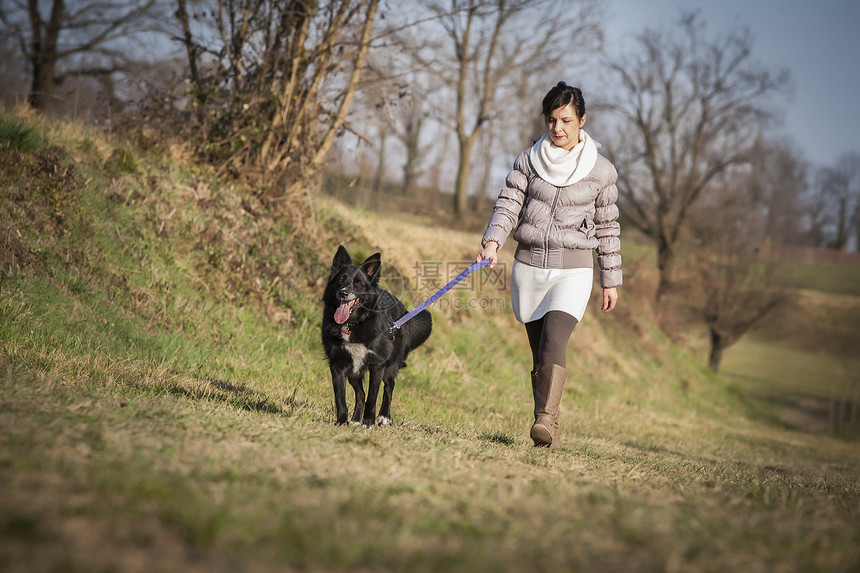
541, 81, 585, 122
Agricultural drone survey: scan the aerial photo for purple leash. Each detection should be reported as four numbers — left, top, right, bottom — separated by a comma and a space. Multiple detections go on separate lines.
390, 257, 492, 335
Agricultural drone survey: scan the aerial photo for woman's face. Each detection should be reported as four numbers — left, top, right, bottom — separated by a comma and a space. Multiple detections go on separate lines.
547, 103, 585, 151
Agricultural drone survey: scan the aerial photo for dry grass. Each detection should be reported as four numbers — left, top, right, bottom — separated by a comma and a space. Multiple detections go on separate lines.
2, 357, 858, 573
1, 109, 859, 572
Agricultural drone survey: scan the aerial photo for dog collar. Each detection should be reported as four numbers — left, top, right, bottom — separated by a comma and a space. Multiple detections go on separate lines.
341, 325, 351, 336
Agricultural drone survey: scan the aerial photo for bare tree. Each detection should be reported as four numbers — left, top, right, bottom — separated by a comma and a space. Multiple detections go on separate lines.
835, 153, 860, 250
331, 35, 429, 197
374, 86, 433, 197
686, 137, 796, 373
162, 0, 380, 197
175, 0, 205, 105
700, 255, 785, 373
355, 13, 446, 199
741, 136, 809, 247
399, 92, 427, 196
853, 195, 860, 252
398, 0, 602, 218
814, 152, 860, 250
381, 80, 439, 197
602, 12, 790, 300
0, 34, 28, 106
0, 0, 159, 113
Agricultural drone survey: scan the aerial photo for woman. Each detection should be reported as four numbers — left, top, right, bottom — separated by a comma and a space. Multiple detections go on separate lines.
476, 81, 621, 449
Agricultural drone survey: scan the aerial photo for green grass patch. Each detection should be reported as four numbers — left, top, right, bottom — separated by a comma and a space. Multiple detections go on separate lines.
0, 116, 42, 153
771, 259, 860, 297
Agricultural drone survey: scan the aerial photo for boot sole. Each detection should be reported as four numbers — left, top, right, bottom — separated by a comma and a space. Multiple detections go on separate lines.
530, 424, 552, 447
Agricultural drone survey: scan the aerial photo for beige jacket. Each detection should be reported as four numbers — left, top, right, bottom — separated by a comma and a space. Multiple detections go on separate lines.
481, 146, 622, 288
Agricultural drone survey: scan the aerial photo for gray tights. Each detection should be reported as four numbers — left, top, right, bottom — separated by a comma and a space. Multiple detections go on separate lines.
524, 310, 578, 372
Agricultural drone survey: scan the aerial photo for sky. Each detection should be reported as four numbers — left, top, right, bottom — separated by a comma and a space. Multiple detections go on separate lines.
605, 0, 860, 168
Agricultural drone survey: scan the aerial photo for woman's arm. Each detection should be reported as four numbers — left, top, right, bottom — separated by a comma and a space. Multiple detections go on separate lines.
593, 163, 622, 290
480, 150, 532, 250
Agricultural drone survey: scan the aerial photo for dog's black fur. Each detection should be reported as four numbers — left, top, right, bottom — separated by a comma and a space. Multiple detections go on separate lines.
321, 245, 432, 427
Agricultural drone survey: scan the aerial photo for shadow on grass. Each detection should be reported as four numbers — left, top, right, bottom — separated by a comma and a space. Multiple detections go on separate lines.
166, 377, 305, 416
725, 372, 859, 440
478, 432, 516, 446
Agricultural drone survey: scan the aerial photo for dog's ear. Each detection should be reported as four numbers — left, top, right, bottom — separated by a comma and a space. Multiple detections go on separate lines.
360, 252, 382, 285
329, 245, 352, 281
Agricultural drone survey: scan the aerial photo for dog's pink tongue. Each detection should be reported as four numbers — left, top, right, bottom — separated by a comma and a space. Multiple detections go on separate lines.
334, 302, 351, 324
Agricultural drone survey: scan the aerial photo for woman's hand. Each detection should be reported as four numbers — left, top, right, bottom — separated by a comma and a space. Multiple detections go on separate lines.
476, 241, 499, 268
602, 287, 618, 313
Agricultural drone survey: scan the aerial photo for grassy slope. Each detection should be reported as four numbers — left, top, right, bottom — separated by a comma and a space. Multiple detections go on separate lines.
1, 110, 858, 572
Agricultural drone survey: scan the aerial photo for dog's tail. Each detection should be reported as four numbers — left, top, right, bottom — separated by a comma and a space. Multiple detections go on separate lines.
402, 309, 432, 352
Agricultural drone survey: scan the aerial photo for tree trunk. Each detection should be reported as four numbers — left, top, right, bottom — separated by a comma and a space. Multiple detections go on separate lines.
853, 202, 860, 252
28, 54, 55, 112
656, 237, 675, 302
27, 0, 64, 112
708, 328, 725, 373
453, 134, 475, 218
311, 0, 379, 169
835, 196, 849, 250
373, 130, 387, 192
401, 114, 422, 196
176, 0, 204, 104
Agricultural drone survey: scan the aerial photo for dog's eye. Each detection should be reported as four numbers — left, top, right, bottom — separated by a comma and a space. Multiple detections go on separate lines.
353, 279, 362, 287
338, 275, 347, 284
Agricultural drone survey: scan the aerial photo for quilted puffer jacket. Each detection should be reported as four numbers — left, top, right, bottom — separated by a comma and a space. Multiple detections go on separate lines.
481, 148, 622, 288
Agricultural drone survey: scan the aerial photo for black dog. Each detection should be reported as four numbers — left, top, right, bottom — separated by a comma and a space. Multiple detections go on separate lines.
321, 245, 432, 427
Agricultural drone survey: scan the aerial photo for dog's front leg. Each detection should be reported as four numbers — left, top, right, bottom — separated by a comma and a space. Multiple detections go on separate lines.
348, 375, 366, 425
362, 367, 383, 428
330, 366, 350, 425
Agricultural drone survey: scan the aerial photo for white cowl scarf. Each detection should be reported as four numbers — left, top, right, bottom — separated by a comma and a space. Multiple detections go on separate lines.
529, 129, 598, 187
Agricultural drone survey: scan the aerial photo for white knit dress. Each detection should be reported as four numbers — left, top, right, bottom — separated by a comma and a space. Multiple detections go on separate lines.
510, 262, 592, 323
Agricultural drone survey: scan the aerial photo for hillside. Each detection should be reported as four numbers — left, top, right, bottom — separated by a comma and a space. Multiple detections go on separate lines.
1, 109, 858, 572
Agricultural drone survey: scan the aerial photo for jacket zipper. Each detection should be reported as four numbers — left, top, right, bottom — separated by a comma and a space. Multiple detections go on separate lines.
543, 186, 562, 268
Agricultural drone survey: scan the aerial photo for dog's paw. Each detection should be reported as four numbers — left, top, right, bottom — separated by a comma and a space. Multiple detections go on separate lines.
348, 420, 363, 427
377, 416, 391, 428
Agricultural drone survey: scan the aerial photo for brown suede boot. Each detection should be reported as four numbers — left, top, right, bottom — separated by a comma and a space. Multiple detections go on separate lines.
530, 364, 567, 448
530, 369, 538, 401
529, 368, 539, 438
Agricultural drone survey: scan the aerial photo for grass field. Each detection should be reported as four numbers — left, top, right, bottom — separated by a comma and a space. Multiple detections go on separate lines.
1, 109, 858, 572
719, 286, 860, 440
